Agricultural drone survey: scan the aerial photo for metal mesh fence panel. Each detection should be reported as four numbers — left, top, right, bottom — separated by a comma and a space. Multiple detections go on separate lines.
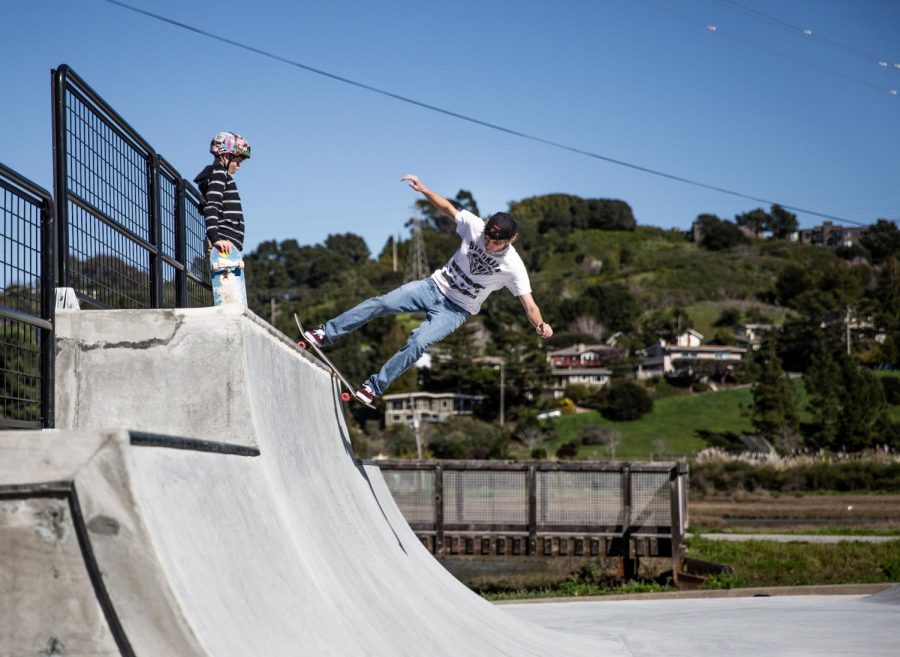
0, 185, 43, 316
382, 470, 435, 524
184, 192, 211, 308
443, 471, 527, 525
537, 470, 623, 526
0, 164, 52, 429
64, 88, 150, 241
0, 318, 42, 427
66, 203, 151, 308
631, 471, 671, 528
158, 169, 177, 261
54, 66, 213, 309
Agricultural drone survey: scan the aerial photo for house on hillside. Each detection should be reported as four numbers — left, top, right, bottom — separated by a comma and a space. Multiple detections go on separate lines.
545, 343, 628, 398
637, 329, 747, 379
734, 323, 773, 351
793, 221, 864, 247
383, 391, 486, 426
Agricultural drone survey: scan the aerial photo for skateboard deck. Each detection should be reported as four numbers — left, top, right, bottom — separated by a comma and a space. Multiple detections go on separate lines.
293, 314, 375, 409
210, 247, 247, 307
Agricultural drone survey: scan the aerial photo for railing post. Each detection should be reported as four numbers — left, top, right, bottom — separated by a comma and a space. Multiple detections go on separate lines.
669, 462, 688, 584
175, 178, 188, 307
51, 67, 69, 290
149, 155, 162, 307
620, 464, 636, 580
527, 464, 537, 556
434, 463, 444, 556
40, 195, 57, 428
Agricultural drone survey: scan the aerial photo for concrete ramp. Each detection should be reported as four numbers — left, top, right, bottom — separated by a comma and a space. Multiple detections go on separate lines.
1, 308, 626, 656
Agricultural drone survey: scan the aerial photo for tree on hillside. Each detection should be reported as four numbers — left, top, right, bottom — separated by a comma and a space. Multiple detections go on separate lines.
696, 215, 750, 251
835, 360, 889, 452
639, 306, 694, 344
860, 219, 900, 264
769, 205, 799, 239
748, 340, 800, 452
735, 208, 769, 238
410, 188, 479, 235
507, 194, 636, 243
324, 233, 370, 266
804, 333, 844, 449
599, 380, 653, 421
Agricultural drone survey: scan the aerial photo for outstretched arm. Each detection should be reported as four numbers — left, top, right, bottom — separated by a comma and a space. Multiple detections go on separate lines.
518, 293, 554, 339
401, 174, 458, 220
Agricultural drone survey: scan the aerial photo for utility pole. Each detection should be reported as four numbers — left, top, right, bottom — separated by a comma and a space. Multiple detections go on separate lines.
845, 305, 852, 356
392, 234, 398, 273
404, 221, 430, 283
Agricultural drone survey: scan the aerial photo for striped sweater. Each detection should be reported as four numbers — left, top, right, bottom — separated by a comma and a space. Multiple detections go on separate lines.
194, 163, 245, 250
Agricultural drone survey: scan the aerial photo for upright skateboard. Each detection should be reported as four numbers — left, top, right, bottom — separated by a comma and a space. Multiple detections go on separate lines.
293, 314, 375, 409
210, 247, 247, 307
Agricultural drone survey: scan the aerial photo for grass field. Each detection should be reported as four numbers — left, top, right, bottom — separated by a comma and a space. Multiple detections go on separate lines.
511, 387, 760, 460
509, 373, 900, 461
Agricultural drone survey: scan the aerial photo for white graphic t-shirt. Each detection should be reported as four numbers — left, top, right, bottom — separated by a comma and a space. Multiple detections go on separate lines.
430, 210, 532, 315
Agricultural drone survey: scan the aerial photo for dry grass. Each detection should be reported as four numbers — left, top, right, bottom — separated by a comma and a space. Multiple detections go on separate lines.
690, 492, 900, 533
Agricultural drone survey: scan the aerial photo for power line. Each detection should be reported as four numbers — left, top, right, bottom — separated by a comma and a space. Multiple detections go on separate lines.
708, 0, 900, 71
634, 0, 899, 98
104, 0, 876, 228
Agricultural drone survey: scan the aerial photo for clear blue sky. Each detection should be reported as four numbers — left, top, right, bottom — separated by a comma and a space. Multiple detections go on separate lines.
3, 0, 898, 256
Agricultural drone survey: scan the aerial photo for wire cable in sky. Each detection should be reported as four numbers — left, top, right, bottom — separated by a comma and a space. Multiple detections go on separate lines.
709, 0, 900, 70
635, 0, 898, 97
103, 0, 874, 228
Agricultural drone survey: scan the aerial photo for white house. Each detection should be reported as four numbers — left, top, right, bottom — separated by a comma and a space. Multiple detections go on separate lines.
545, 343, 627, 399
637, 329, 746, 379
383, 391, 486, 426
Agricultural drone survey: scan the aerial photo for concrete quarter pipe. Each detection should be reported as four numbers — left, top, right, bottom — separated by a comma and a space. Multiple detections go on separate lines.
0, 307, 627, 656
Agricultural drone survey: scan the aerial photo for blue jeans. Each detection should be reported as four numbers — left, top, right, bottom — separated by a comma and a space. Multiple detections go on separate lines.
323, 278, 470, 396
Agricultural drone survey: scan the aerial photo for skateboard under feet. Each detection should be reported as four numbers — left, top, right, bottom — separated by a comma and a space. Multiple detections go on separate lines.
293, 314, 375, 409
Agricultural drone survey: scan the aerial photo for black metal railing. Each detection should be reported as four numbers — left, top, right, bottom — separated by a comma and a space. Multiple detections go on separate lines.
52, 64, 211, 310
379, 460, 689, 576
0, 163, 56, 429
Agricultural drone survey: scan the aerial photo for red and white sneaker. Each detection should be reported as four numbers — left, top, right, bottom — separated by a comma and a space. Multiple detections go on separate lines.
303, 326, 326, 347
355, 382, 376, 404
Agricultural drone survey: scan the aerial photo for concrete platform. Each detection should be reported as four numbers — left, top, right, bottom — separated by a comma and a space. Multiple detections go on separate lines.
505, 588, 900, 656
1, 308, 624, 656
3, 307, 897, 656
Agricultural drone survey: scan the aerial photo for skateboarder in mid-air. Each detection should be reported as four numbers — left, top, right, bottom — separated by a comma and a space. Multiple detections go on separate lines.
304, 174, 554, 404
194, 131, 251, 306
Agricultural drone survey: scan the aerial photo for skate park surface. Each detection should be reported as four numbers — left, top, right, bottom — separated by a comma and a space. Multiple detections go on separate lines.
2, 306, 898, 656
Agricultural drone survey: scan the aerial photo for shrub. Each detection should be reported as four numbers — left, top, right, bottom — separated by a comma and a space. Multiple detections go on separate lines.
881, 376, 900, 405
555, 441, 580, 459
600, 381, 654, 421
427, 417, 509, 460
578, 424, 621, 446
530, 448, 548, 460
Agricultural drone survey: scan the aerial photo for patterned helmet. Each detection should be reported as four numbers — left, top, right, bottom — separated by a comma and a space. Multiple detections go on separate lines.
210, 131, 251, 159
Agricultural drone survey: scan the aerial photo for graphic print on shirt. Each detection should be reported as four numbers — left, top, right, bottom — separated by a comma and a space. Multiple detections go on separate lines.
441, 241, 500, 299
466, 241, 501, 276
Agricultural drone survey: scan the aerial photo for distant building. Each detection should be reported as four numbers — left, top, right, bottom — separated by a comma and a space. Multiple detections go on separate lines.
545, 343, 627, 398
734, 324, 773, 351
794, 221, 864, 247
383, 391, 486, 426
637, 329, 746, 379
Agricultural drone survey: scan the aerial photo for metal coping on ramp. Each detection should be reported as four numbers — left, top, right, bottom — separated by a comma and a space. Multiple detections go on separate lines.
128, 430, 261, 457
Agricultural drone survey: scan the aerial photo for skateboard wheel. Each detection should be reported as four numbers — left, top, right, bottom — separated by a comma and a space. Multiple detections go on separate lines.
297, 341, 307, 349
340, 391, 351, 402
